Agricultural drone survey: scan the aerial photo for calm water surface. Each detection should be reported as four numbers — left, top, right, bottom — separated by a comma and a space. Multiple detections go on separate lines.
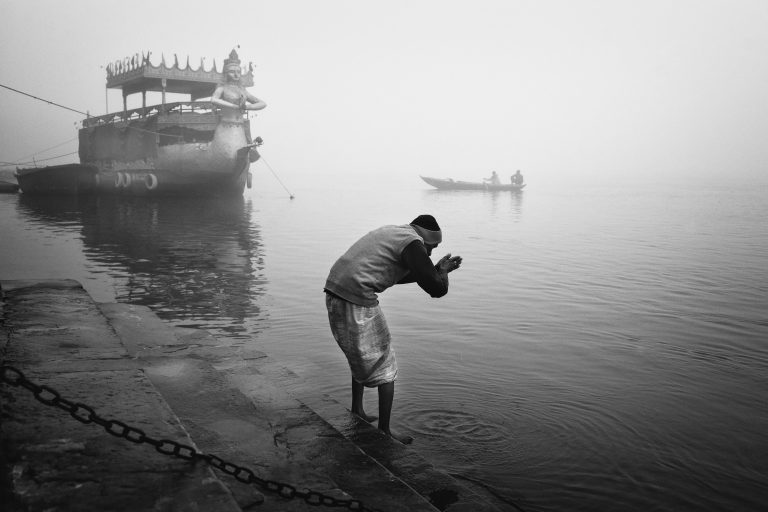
2, 174, 767, 511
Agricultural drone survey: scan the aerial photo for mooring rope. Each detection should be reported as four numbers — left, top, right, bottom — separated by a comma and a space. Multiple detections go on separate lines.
1, 151, 79, 168
0, 82, 189, 153
0, 136, 81, 168
258, 154, 295, 199
14, 137, 79, 161
0, 83, 90, 116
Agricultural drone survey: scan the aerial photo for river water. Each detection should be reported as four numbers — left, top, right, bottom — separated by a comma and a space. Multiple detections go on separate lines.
1, 173, 767, 511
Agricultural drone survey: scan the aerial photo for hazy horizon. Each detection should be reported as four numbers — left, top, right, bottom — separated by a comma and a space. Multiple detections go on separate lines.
2, 0, 767, 187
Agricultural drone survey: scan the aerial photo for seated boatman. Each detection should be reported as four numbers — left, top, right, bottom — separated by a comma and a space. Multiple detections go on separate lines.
484, 171, 501, 185
324, 215, 462, 444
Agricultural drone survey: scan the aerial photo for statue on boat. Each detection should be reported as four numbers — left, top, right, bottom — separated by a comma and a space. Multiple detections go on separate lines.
16, 49, 266, 197
211, 50, 267, 120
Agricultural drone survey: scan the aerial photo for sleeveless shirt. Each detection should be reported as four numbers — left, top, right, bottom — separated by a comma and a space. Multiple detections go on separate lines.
324, 224, 423, 307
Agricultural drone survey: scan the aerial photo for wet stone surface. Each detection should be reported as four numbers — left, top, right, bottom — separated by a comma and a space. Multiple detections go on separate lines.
2, 280, 507, 511
1, 281, 239, 511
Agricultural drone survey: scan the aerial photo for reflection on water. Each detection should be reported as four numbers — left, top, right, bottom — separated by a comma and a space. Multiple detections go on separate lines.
6, 180, 768, 512
422, 188, 525, 223
16, 194, 266, 339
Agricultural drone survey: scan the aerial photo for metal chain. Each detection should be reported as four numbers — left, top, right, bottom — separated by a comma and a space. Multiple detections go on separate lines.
1, 365, 383, 512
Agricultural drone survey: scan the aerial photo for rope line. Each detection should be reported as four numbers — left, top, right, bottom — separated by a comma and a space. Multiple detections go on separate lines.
16, 137, 80, 161
259, 155, 294, 199
0, 82, 189, 162
1, 151, 79, 168
0, 83, 89, 116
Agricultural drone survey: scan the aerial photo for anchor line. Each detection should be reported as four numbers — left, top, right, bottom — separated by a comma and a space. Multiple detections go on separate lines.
1, 151, 79, 168
0, 83, 89, 116
259, 155, 295, 199
15, 137, 80, 161
1, 82, 187, 138
1, 137, 80, 168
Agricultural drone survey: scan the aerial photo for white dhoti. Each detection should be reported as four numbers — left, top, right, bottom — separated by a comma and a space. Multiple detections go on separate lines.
326, 294, 398, 387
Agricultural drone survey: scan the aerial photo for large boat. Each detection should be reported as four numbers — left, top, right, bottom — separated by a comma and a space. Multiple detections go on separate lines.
15, 50, 265, 197
420, 175, 526, 191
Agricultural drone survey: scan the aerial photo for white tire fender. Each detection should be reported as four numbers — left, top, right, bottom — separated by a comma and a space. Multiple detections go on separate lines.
145, 173, 158, 191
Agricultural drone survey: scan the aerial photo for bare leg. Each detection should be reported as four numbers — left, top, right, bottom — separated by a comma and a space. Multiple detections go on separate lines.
377, 381, 413, 444
351, 378, 377, 422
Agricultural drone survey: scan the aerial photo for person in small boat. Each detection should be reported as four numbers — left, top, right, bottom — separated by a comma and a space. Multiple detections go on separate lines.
324, 215, 462, 444
511, 170, 524, 186
211, 49, 266, 122
484, 171, 501, 185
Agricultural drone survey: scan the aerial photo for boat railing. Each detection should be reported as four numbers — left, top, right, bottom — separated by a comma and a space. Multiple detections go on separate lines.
82, 101, 225, 128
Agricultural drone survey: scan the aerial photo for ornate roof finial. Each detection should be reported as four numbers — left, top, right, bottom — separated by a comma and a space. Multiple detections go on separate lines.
224, 49, 241, 70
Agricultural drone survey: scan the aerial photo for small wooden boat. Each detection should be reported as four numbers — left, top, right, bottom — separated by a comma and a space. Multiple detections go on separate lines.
421, 175, 525, 191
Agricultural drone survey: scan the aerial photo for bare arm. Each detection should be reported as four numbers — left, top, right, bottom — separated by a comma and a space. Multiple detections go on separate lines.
210, 85, 239, 109
398, 240, 462, 297
210, 86, 266, 111
244, 91, 267, 111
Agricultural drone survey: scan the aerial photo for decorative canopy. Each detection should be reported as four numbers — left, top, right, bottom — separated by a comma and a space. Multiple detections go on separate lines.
105, 50, 255, 100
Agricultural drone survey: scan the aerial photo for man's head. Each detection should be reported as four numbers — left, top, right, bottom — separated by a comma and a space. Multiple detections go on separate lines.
410, 214, 442, 255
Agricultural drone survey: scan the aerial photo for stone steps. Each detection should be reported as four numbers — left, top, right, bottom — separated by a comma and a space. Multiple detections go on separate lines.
2, 279, 506, 511
0, 279, 241, 512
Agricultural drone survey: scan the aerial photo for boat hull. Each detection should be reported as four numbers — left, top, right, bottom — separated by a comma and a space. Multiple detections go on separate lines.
17, 157, 254, 197
93, 164, 250, 197
17, 104, 260, 197
15, 164, 99, 195
420, 175, 525, 191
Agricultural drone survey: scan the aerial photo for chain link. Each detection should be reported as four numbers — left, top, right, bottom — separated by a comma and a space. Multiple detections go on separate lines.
1, 365, 384, 511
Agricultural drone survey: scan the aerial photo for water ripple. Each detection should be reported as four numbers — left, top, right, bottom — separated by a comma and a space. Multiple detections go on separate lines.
3, 182, 768, 512
405, 408, 507, 444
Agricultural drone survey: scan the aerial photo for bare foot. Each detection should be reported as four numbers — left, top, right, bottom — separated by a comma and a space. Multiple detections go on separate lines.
382, 429, 413, 445
352, 409, 378, 423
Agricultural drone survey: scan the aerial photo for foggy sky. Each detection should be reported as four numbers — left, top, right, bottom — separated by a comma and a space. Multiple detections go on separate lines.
1, 0, 767, 187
